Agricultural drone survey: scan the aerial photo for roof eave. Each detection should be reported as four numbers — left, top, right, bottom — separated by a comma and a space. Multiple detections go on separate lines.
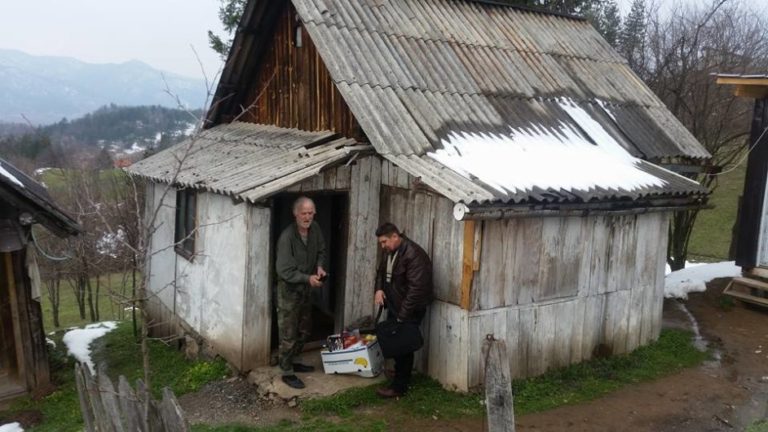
453, 195, 709, 221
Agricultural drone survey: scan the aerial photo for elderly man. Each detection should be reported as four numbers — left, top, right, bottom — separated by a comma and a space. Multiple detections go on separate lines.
275, 196, 327, 389
374, 222, 433, 398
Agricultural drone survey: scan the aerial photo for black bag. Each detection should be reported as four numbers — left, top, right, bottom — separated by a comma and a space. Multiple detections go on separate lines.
375, 305, 423, 358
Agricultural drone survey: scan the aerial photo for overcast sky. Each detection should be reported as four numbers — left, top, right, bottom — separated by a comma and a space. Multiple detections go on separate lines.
0, 0, 226, 79
1, 0, 765, 80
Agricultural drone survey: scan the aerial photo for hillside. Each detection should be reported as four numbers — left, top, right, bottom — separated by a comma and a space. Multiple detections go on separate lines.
0, 105, 201, 171
0, 49, 209, 125
42, 104, 201, 150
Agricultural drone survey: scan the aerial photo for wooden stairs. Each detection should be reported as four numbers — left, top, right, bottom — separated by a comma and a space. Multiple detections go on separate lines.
723, 276, 768, 308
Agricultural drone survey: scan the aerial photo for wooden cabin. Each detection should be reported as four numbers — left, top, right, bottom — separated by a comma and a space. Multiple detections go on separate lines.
129, 0, 710, 390
716, 73, 768, 306
0, 159, 80, 400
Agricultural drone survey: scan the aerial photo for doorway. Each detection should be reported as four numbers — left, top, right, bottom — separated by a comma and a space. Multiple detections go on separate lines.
0, 252, 21, 397
270, 192, 349, 349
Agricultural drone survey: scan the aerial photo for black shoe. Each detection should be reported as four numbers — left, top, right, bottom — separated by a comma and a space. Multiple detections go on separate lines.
282, 374, 305, 389
292, 363, 316, 373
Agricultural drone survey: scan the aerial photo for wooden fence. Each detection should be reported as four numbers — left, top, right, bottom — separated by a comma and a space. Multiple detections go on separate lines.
74, 363, 189, 432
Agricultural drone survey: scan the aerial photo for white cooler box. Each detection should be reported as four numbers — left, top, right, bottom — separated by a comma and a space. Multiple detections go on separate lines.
321, 340, 383, 378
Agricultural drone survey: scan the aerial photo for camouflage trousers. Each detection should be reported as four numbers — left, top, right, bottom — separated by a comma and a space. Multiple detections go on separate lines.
277, 282, 312, 375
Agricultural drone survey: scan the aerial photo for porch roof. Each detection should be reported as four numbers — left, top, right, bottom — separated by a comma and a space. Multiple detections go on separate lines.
127, 122, 372, 203
0, 158, 81, 237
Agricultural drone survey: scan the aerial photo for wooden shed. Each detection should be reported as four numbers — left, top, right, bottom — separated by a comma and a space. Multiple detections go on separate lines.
716, 73, 768, 305
129, 0, 710, 390
0, 158, 80, 400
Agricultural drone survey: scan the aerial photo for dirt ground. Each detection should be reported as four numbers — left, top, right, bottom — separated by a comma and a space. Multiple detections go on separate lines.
179, 277, 768, 431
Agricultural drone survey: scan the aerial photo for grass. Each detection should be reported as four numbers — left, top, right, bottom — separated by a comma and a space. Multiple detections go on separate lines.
1, 321, 229, 432
688, 160, 746, 261
747, 420, 768, 432
40, 271, 138, 332
192, 329, 707, 432
0, 318, 707, 432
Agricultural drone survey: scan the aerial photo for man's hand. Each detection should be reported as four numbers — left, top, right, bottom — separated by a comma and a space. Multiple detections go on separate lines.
316, 266, 327, 278
309, 275, 324, 288
375, 289, 386, 306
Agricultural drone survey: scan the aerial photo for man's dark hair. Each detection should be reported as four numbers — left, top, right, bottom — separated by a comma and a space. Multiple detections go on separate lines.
375, 222, 400, 237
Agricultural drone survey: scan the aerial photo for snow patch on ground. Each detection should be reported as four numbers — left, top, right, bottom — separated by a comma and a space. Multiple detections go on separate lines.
63, 321, 118, 372
46, 337, 56, 349
0, 166, 24, 188
0, 422, 24, 432
665, 261, 741, 299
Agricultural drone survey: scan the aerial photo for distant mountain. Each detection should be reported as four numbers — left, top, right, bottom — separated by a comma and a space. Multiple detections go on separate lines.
0, 49, 209, 125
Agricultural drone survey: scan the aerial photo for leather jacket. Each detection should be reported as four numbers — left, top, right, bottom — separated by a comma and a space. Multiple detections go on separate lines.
375, 236, 433, 321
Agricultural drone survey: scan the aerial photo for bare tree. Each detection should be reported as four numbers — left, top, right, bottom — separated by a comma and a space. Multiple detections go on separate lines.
631, 0, 768, 269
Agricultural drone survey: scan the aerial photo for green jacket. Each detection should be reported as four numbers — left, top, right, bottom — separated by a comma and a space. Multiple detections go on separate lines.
275, 221, 327, 289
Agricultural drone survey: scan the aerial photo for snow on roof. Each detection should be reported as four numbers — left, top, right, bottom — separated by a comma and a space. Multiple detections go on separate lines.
0, 165, 24, 188
0, 423, 24, 432
63, 321, 118, 372
428, 99, 666, 195
665, 261, 741, 299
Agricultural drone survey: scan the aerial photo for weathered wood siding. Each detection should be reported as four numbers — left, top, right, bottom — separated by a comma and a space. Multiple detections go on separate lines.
240, 3, 361, 139
1, 249, 50, 392
242, 205, 271, 370
343, 157, 381, 326
379, 165, 465, 375
465, 213, 670, 387
380, 161, 464, 305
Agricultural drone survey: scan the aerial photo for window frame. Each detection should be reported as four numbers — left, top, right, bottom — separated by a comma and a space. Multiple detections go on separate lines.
174, 188, 197, 260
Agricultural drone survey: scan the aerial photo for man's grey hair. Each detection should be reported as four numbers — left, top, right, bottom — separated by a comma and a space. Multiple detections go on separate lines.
292, 196, 315, 214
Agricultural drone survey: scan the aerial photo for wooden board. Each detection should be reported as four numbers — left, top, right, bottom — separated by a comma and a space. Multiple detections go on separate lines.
343, 157, 381, 326
242, 206, 272, 370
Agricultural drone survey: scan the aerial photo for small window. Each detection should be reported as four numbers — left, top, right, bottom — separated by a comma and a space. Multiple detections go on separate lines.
174, 188, 197, 259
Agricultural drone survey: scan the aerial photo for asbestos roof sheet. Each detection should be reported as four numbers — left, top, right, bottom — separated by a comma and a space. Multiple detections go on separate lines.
388, 153, 707, 206
382, 97, 708, 205
292, 0, 710, 161
127, 122, 371, 203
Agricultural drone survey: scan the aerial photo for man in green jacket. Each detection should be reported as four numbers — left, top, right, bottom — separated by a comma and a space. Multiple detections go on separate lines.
275, 196, 327, 389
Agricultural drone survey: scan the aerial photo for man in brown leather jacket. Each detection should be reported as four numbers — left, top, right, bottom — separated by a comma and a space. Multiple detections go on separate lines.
374, 222, 433, 398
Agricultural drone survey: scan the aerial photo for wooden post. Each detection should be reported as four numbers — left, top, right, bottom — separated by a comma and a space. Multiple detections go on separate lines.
460, 220, 476, 309
484, 335, 515, 432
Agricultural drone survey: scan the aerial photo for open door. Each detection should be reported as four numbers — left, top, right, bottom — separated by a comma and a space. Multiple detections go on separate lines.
270, 193, 349, 349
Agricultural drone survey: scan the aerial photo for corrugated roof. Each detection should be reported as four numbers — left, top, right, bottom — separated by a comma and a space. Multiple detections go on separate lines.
198, 0, 709, 207
127, 123, 371, 203
292, 0, 710, 162
0, 158, 81, 237
388, 153, 706, 205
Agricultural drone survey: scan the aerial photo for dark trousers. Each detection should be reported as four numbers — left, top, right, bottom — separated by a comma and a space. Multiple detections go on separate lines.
386, 309, 422, 394
391, 351, 415, 393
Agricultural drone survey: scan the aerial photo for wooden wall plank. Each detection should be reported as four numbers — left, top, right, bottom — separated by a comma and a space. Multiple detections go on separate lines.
476, 220, 505, 310
242, 206, 272, 370
343, 157, 381, 326
240, 4, 362, 139
428, 301, 469, 390
431, 196, 463, 305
